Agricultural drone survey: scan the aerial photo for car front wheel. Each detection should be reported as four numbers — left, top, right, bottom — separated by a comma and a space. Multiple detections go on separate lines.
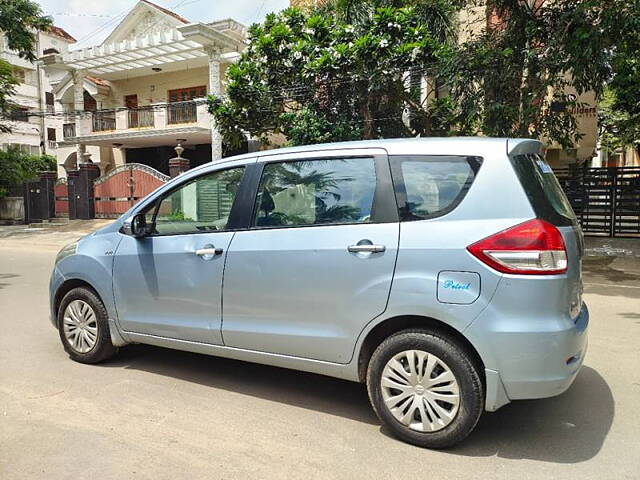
366, 329, 483, 448
57, 287, 117, 364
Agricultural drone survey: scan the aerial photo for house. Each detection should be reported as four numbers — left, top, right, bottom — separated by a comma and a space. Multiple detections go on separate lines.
41, 0, 248, 178
0, 26, 76, 157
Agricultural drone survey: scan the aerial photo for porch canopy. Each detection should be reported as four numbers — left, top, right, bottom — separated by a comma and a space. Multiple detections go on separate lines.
41, 21, 244, 80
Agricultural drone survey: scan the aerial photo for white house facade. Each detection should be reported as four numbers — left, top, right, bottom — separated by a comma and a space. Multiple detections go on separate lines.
0, 26, 76, 158
41, 0, 248, 178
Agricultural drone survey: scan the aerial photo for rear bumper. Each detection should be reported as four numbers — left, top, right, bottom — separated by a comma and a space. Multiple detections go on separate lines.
467, 302, 589, 409
503, 303, 588, 400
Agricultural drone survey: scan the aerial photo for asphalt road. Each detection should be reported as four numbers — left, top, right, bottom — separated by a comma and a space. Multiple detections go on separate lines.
1, 230, 639, 479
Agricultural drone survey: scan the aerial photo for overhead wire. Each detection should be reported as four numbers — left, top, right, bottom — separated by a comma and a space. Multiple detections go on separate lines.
47, 12, 116, 18
252, 0, 269, 25
53, 0, 198, 49
85, 0, 204, 53
7, 63, 475, 120
3, 103, 413, 130
71, 2, 138, 48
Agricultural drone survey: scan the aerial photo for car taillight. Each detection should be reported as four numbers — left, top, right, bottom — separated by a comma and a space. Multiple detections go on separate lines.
467, 219, 568, 275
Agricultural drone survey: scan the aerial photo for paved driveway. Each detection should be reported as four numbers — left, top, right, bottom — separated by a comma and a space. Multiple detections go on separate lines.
1, 231, 639, 479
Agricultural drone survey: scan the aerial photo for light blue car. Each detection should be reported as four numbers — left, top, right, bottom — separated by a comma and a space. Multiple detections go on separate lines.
49, 138, 588, 448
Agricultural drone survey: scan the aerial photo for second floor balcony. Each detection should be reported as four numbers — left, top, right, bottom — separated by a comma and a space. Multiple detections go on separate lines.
60, 100, 212, 147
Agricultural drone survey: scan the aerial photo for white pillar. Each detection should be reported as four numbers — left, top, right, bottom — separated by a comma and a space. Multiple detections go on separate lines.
72, 70, 86, 162
206, 46, 223, 161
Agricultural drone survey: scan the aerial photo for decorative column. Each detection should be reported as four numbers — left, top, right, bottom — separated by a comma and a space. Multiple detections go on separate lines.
72, 70, 86, 161
76, 152, 100, 220
206, 45, 223, 161
169, 144, 191, 178
39, 171, 58, 220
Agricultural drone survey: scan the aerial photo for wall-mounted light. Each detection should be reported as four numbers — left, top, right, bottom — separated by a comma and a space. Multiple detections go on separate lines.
152, 67, 162, 72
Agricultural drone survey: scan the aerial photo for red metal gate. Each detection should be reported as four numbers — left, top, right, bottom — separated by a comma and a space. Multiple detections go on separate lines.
54, 178, 69, 217
93, 164, 169, 218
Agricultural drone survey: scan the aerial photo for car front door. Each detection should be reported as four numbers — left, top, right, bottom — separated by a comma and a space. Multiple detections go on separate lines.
112, 165, 247, 344
222, 149, 399, 363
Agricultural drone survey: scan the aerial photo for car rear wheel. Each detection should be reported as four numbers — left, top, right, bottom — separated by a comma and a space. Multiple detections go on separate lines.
366, 329, 483, 448
58, 287, 117, 364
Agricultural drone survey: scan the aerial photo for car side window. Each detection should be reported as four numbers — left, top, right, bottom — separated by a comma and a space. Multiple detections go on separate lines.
253, 157, 377, 228
390, 155, 482, 221
148, 167, 244, 235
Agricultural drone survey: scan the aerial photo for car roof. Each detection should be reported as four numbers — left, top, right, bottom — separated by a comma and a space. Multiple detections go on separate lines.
254, 137, 510, 157
190, 137, 543, 174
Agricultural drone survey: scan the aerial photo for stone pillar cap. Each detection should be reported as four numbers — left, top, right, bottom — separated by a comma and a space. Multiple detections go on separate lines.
169, 143, 190, 163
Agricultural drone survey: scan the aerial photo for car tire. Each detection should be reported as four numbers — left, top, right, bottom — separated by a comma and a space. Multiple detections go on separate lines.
57, 287, 117, 364
366, 329, 483, 449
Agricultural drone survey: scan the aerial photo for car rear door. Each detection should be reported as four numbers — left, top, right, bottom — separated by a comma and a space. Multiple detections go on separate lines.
221, 148, 399, 364
508, 149, 584, 319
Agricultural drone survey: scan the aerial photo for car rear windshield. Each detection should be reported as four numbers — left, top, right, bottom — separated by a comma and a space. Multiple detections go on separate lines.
389, 155, 482, 221
510, 153, 577, 226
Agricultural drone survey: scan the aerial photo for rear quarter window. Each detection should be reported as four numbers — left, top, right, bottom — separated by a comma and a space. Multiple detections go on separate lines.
390, 155, 482, 221
510, 154, 577, 226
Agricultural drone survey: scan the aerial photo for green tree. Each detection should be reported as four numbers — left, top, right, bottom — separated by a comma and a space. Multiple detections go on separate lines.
209, 1, 638, 151
0, 0, 52, 61
317, 0, 463, 42
0, 60, 19, 134
599, 7, 640, 155
209, 4, 457, 148
438, 0, 639, 149
0, 146, 56, 198
0, 0, 52, 131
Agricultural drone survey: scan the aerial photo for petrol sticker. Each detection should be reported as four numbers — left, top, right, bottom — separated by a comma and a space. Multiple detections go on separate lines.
442, 280, 471, 290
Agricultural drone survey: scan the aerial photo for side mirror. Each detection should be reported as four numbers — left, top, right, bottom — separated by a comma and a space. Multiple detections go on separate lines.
121, 213, 148, 238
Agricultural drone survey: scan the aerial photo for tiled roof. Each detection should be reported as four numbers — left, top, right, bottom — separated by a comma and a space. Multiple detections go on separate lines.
86, 75, 109, 87
140, 0, 189, 24
47, 26, 76, 43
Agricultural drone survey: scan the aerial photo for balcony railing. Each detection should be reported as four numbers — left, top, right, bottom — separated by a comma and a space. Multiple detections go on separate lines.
64, 101, 207, 140
167, 101, 197, 125
92, 111, 116, 132
63, 123, 76, 139
128, 107, 154, 128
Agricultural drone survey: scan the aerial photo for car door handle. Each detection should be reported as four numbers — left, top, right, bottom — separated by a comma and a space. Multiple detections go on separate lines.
347, 244, 386, 253
195, 247, 223, 256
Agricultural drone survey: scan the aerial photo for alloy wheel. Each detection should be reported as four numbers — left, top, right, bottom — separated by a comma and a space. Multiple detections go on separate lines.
380, 349, 460, 432
62, 300, 98, 354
